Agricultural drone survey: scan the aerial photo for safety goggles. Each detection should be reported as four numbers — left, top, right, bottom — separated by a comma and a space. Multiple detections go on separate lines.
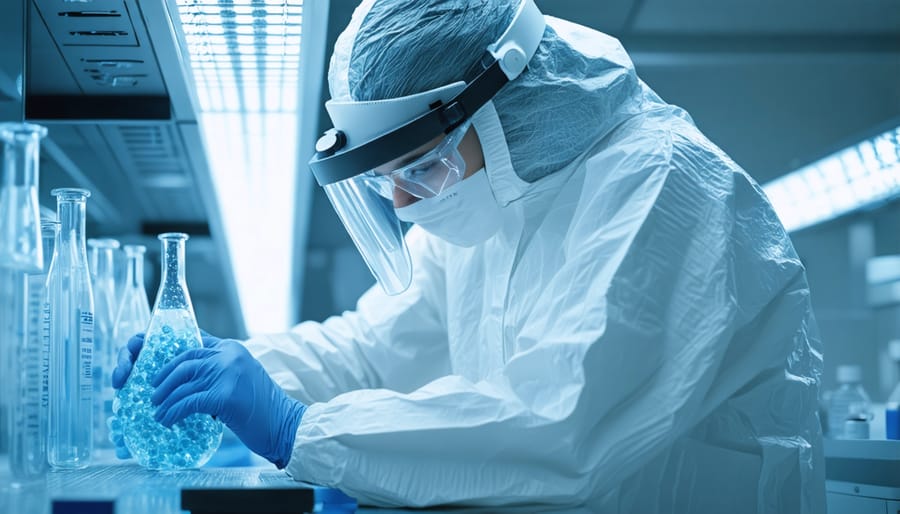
310, 0, 546, 295
360, 121, 470, 201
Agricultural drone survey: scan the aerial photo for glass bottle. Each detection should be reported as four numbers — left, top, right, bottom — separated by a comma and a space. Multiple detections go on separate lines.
116, 233, 222, 470
827, 365, 871, 439
7, 220, 57, 480
0, 123, 47, 273
87, 238, 120, 451
46, 188, 94, 469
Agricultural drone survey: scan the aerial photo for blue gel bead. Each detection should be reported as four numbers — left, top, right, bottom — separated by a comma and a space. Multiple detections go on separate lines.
116, 310, 223, 470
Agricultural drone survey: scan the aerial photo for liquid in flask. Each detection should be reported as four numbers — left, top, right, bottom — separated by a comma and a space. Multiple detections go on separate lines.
116, 233, 222, 470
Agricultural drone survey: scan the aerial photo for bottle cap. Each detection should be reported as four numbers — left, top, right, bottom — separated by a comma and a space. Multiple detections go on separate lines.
843, 417, 870, 439
837, 365, 862, 383
889, 340, 900, 361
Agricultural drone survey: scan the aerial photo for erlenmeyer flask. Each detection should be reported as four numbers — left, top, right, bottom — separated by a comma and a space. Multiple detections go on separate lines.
0, 123, 46, 468
8, 220, 57, 480
87, 238, 120, 450
112, 245, 151, 348
116, 233, 222, 470
0, 123, 47, 272
46, 188, 94, 469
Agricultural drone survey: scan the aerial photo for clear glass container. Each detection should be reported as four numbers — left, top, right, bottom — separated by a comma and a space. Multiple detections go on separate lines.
87, 238, 120, 451
7, 220, 57, 480
827, 365, 871, 439
0, 122, 47, 466
0, 123, 47, 272
112, 245, 151, 346
46, 188, 94, 469
116, 233, 223, 470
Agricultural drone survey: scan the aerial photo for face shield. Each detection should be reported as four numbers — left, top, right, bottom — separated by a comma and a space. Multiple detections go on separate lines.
310, 0, 546, 295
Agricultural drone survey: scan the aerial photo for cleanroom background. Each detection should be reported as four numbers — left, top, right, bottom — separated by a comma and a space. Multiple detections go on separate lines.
301, 0, 900, 402
1, 0, 898, 400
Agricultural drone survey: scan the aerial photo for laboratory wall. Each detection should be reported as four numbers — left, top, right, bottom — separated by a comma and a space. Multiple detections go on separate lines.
635, 53, 900, 401
300, 0, 375, 323
790, 207, 900, 401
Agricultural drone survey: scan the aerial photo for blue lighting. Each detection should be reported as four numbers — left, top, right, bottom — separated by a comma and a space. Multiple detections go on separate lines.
763, 126, 900, 233
175, 0, 304, 334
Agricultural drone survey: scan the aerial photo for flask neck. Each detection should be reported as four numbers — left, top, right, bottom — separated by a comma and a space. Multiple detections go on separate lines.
95, 248, 115, 281
57, 198, 87, 250
156, 237, 191, 310
40, 223, 58, 274
127, 252, 144, 289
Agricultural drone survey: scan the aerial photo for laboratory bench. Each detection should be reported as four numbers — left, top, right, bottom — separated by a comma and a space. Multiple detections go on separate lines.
0, 457, 592, 514
824, 439, 900, 514
5, 440, 900, 514
9, 442, 900, 514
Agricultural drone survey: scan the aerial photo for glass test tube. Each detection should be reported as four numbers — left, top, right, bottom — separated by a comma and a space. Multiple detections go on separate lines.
46, 188, 94, 469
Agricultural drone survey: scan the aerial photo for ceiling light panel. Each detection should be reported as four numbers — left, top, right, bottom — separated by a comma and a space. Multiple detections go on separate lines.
175, 0, 302, 114
174, 0, 304, 334
763, 126, 900, 233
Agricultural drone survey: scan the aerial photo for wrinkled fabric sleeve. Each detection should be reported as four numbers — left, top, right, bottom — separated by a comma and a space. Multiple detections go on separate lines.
283, 133, 804, 508
244, 226, 452, 405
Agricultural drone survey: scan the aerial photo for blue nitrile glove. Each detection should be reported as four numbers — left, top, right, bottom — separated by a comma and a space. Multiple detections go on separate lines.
111, 330, 218, 389
112, 332, 146, 389
150, 334, 307, 469
107, 330, 306, 467
108, 332, 148, 459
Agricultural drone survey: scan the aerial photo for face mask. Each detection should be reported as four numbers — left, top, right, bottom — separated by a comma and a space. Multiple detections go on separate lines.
395, 169, 502, 247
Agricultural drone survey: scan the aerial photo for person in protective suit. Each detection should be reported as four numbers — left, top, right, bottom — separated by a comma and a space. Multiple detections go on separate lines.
112, 1, 826, 511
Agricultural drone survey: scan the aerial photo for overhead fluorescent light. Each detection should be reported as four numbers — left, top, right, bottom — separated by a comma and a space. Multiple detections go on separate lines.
174, 0, 305, 334
762, 125, 900, 233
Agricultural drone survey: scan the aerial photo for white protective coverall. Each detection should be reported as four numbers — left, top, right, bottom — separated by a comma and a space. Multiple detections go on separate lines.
245, 13, 826, 514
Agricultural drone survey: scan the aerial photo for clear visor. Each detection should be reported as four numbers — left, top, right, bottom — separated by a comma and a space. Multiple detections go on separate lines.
324, 176, 412, 295
322, 122, 470, 295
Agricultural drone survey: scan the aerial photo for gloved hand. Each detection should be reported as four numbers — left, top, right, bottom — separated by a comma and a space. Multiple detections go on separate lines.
112, 332, 146, 389
108, 332, 148, 460
110, 330, 221, 388
109, 331, 306, 469
151, 334, 307, 468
